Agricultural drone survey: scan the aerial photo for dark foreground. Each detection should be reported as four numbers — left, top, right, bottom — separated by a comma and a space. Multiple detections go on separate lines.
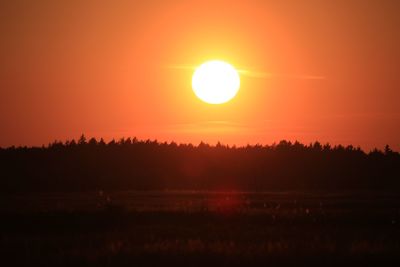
1, 191, 400, 266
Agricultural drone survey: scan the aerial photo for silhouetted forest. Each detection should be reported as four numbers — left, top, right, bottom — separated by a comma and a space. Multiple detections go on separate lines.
1, 135, 399, 192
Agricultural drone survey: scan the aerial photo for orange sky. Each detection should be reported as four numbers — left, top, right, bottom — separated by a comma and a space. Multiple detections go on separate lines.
1, 0, 399, 150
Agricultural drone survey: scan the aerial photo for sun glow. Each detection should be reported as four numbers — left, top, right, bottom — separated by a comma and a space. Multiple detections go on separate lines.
192, 60, 240, 104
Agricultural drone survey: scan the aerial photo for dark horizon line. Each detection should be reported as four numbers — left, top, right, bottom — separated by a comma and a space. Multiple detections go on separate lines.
1, 134, 398, 154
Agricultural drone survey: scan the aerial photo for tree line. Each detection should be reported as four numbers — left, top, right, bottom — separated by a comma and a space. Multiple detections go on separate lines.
1, 135, 399, 192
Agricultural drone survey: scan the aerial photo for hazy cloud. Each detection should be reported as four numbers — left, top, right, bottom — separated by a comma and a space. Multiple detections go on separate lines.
165, 120, 253, 134
166, 64, 325, 80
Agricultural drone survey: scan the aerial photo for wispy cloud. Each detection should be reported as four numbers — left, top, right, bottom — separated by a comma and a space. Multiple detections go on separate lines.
165, 64, 325, 80
236, 69, 326, 80
293, 74, 326, 80
165, 120, 253, 134
237, 69, 273, 78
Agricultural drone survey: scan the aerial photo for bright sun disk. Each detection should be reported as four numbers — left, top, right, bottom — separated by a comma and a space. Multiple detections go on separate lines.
192, 60, 240, 104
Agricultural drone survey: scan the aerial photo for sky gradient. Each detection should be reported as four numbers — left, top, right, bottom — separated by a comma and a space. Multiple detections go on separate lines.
1, 0, 399, 150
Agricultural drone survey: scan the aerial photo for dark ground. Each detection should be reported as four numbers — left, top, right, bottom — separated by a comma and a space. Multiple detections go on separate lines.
1, 191, 400, 266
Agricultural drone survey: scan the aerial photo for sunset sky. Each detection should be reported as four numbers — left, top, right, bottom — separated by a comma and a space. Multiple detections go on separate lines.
1, 0, 399, 150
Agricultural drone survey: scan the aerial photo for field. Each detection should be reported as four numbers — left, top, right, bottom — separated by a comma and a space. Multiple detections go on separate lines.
1, 191, 400, 266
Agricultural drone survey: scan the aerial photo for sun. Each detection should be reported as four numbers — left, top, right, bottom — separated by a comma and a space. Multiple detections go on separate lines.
192, 60, 240, 104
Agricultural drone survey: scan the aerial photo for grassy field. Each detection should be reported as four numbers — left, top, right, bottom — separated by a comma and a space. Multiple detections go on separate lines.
1, 191, 400, 266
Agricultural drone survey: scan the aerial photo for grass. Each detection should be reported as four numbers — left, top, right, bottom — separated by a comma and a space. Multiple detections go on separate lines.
1, 191, 400, 266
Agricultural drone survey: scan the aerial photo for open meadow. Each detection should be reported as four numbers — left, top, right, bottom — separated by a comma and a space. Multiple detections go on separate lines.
1, 191, 400, 266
